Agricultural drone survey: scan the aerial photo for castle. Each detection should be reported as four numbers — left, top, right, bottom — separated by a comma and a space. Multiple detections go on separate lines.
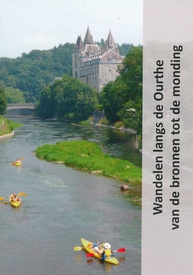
72, 27, 123, 92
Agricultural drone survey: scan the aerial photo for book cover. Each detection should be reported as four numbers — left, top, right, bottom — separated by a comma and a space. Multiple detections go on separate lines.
143, 1, 193, 274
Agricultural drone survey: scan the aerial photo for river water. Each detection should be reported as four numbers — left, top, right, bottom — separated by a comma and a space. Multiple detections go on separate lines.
1, 117, 141, 275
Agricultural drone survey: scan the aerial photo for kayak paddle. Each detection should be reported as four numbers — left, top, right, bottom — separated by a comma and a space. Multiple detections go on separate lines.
74, 243, 105, 252
74, 246, 84, 251
113, 248, 126, 253
86, 248, 126, 257
0, 192, 27, 201
17, 192, 28, 197
86, 253, 95, 257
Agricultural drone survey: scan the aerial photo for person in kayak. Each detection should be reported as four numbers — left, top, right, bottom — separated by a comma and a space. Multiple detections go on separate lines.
91, 241, 103, 255
10, 193, 20, 202
16, 158, 22, 164
101, 243, 113, 260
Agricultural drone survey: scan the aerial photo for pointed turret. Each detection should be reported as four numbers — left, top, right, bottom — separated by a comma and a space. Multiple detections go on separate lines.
84, 26, 94, 45
105, 30, 118, 52
75, 36, 84, 52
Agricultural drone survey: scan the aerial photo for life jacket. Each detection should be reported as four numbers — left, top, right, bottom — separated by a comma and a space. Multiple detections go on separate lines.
105, 249, 112, 257
102, 249, 112, 260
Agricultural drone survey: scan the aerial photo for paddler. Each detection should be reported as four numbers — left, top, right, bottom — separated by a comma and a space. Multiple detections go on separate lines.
15, 158, 22, 164
91, 241, 104, 255
9, 193, 21, 202
101, 243, 112, 260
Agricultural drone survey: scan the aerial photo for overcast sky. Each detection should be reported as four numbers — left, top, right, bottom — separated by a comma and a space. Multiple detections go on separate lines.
0, 0, 143, 58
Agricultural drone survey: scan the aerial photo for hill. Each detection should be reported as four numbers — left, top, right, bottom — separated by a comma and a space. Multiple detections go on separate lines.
0, 43, 133, 103
0, 43, 75, 102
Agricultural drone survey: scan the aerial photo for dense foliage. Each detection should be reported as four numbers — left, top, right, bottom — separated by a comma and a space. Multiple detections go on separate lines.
99, 46, 142, 140
0, 42, 132, 104
4, 87, 26, 103
36, 75, 98, 121
118, 43, 137, 56
0, 87, 7, 115
0, 117, 22, 136
0, 43, 74, 102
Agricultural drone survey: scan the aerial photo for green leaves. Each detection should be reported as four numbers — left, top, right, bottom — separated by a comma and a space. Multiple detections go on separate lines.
99, 46, 142, 136
0, 43, 75, 102
37, 76, 97, 121
0, 86, 7, 115
4, 87, 25, 103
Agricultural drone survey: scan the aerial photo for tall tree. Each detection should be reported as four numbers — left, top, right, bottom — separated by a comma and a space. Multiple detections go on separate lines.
0, 87, 7, 115
99, 46, 142, 137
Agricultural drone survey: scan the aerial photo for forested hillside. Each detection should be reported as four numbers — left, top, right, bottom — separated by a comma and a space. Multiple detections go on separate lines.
0, 43, 133, 103
0, 43, 74, 102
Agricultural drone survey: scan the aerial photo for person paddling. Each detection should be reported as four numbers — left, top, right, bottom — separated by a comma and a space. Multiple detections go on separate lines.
101, 243, 112, 260
91, 241, 103, 255
9, 193, 21, 202
16, 158, 22, 164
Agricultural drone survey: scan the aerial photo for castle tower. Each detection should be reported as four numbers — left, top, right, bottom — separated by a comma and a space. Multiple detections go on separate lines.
105, 30, 118, 52
72, 27, 123, 91
76, 36, 84, 52
83, 26, 94, 45
72, 36, 84, 78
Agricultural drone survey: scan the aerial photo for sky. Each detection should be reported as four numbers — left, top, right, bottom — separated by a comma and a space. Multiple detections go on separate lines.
0, 0, 143, 58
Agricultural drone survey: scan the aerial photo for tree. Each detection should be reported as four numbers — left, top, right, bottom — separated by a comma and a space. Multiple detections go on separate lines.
36, 86, 56, 118
98, 46, 142, 137
118, 46, 142, 102
0, 43, 75, 102
37, 76, 98, 121
4, 87, 25, 103
99, 78, 127, 123
0, 87, 7, 115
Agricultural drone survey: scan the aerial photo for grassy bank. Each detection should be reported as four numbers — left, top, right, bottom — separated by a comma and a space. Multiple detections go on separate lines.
35, 140, 142, 205
0, 116, 22, 136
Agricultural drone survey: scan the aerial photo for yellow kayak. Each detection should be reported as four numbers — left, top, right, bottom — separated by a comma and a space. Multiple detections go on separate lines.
12, 161, 22, 166
81, 238, 119, 265
9, 194, 21, 208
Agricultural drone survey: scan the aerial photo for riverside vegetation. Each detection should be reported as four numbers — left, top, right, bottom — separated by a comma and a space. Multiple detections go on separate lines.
0, 116, 22, 136
35, 140, 142, 206
0, 45, 142, 205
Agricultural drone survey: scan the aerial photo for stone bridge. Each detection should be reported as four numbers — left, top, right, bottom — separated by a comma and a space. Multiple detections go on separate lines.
7, 103, 35, 110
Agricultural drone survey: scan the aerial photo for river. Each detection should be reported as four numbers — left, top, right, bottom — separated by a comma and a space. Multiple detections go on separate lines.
1, 116, 141, 275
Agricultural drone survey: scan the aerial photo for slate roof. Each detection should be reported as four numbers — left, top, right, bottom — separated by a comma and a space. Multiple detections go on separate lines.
76, 36, 84, 51
83, 44, 101, 57
100, 48, 123, 61
84, 26, 94, 45
105, 30, 117, 51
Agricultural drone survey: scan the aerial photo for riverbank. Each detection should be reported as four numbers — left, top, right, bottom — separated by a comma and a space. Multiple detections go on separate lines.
0, 116, 23, 138
0, 131, 14, 139
35, 140, 142, 205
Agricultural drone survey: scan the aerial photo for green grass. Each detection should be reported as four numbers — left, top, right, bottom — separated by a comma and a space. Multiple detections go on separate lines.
35, 140, 142, 182
35, 140, 142, 205
0, 116, 23, 135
